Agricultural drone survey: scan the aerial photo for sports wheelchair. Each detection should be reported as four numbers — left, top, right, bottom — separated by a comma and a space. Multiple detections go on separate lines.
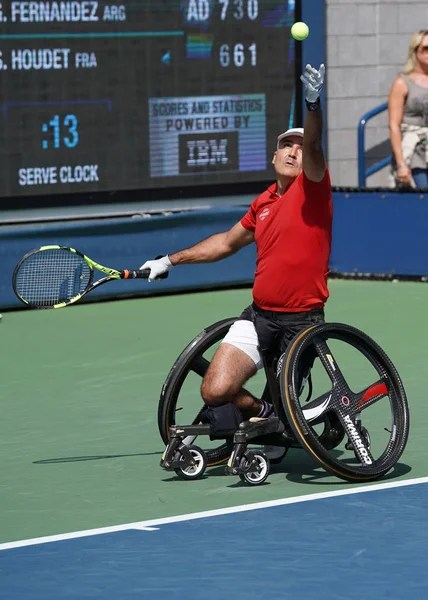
159, 318, 409, 485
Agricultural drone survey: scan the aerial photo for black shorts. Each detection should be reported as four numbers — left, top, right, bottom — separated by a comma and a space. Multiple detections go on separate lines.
239, 302, 325, 360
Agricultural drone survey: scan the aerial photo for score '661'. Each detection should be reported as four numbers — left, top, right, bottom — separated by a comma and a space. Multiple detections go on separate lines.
219, 43, 256, 67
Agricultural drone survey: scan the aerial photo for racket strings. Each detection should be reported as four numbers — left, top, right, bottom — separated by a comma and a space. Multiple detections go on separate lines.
15, 250, 91, 307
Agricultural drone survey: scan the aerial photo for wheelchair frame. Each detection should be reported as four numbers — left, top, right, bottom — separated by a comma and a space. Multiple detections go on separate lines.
159, 319, 410, 486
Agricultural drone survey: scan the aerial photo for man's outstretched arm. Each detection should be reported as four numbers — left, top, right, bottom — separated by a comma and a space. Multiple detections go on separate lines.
169, 222, 254, 265
141, 222, 254, 281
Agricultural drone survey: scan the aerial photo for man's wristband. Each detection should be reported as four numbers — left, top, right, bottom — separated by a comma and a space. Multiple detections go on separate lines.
397, 162, 407, 168
305, 97, 321, 111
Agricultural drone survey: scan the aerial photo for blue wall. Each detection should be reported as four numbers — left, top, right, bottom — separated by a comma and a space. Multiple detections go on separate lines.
330, 191, 428, 276
1, 191, 427, 310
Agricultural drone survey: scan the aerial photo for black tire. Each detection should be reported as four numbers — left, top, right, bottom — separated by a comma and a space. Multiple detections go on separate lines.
158, 318, 238, 467
174, 445, 207, 480
279, 323, 410, 482
239, 451, 270, 485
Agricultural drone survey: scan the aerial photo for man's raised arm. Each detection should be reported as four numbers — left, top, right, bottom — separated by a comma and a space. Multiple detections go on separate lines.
301, 63, 327, 183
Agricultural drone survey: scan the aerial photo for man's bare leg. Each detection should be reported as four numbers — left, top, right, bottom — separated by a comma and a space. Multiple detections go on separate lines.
201, 343, 263, 418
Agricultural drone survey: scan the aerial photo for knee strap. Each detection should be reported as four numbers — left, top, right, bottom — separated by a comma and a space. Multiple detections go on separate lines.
200, 403, 243, 439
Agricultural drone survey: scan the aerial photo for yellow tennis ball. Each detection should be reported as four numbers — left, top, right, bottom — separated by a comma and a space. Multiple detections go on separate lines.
291, 22, 309, 41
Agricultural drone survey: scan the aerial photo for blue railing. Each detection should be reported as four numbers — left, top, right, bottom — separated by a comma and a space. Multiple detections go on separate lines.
357, 102, 390, 187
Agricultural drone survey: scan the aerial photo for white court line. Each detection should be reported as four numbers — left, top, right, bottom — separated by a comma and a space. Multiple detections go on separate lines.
1, 476, 427, 552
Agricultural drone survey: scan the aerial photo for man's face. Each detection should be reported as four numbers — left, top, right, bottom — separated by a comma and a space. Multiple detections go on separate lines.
272, 135, 303, 179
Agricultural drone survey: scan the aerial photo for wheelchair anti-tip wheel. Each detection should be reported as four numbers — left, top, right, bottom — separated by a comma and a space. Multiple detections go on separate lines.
238, 450, 270, 486
279, 322, 409, 482
158, 318, 237, 467
174, 445, 207, 480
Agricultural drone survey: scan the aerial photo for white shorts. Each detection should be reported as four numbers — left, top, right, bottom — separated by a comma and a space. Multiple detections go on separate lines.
220, 319, 263, 370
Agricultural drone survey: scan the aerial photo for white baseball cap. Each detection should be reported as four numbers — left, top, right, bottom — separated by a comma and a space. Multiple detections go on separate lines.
276, 127, 304, 149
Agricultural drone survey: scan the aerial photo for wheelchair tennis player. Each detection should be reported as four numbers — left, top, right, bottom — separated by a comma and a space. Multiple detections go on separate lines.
141, 64, 362, 456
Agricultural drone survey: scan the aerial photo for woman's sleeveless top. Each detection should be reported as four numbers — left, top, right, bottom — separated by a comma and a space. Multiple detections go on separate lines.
400, 73, 428, 169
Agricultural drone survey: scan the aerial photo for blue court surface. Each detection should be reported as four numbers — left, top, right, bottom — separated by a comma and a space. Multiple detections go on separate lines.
1, 478, 427, 600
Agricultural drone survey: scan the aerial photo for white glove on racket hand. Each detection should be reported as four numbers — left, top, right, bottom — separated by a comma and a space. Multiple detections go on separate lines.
140, 255, 173, 282
300, 63, 325, 103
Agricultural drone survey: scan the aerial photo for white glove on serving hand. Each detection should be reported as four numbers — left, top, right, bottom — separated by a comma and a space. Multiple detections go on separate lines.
300, 63, 325, 103
140, 255, 173, 282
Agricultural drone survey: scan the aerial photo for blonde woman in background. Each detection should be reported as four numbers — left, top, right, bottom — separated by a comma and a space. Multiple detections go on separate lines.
388, 30, 428, 189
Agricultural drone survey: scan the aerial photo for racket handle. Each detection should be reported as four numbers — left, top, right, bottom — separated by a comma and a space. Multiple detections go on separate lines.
121, 269, 169, 280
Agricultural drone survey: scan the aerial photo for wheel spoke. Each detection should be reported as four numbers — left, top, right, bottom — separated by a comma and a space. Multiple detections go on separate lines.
355, 379, 389, 413
313, 337, 351, 391
301, 390, 334, 424
191, 354, 210, 378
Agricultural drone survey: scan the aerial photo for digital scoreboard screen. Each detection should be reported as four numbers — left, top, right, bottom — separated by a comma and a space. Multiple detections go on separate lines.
0, 0, 297, 198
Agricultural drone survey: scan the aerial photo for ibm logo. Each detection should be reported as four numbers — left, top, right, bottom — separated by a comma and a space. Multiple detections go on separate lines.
179, 132, 238, 173
186, 139, 229, 167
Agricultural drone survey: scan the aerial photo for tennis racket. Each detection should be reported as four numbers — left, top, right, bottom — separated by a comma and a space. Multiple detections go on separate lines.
12, 245, 168, 309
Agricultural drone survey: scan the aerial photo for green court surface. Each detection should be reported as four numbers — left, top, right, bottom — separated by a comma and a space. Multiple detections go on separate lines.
1, 280, 427, 544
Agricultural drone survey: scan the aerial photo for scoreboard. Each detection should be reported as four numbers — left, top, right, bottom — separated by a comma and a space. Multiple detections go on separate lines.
0, 0, 297, 198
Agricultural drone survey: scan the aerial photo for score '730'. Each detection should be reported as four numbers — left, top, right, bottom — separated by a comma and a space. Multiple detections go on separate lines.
186, 0, 258, 21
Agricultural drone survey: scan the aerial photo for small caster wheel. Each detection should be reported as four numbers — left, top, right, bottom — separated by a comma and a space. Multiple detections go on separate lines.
174, 445, 207, 480
239, 450, 270, 486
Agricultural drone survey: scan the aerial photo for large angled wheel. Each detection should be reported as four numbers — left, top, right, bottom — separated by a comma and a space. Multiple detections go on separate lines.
158, 318, 238, 467
279, 323, 409, 482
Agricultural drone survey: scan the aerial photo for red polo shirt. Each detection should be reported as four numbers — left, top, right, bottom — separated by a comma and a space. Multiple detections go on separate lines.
241, 169, 332, 312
